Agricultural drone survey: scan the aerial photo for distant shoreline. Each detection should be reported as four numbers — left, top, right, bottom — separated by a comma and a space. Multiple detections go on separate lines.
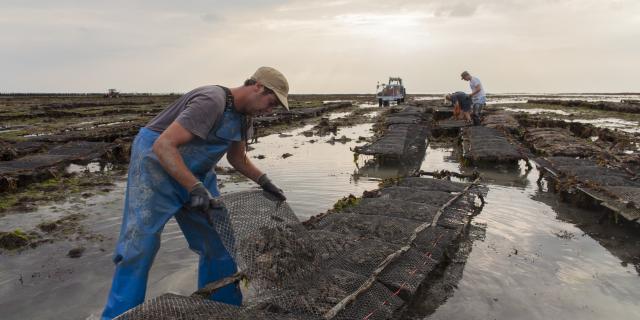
1, 92, 639, 97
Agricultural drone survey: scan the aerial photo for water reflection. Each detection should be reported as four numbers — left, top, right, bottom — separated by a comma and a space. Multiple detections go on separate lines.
219, 121, 382, 219
459, 160, 532, 188
353, 157, 420, 180
565, 118, 640, 133
420, 146, 461, 173
421, 165, 640, 320
531, 190, 640, 275
413, 94, 640, 105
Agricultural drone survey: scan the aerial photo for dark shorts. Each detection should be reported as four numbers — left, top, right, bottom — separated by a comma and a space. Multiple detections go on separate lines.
461, 103, 472, 112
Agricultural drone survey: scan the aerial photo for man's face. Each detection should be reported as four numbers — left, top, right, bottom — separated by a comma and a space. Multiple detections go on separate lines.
246, 85, 280, 115
462, 75, 471, 81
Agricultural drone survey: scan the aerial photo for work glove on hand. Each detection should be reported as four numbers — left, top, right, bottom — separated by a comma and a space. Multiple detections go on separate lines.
257, 174, 286, 201
189, 181, 213, 212
201, 198, 226, 227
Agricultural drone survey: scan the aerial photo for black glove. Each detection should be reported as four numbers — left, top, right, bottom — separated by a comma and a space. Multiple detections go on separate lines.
189, 181, 212, 212
201, 198, 226, 227
257, 174, 286, 201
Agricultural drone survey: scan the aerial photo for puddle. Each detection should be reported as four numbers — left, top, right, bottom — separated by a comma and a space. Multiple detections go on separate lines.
0, 205, 70, 233
489, 97, 530, 104
543, 94, 640, 102
365, 110, 381, 118
327, 111, 351, 120
504, 107, 571, 116
23, 132, 52, 138
63, 121, 136, 133
76, 121, 95, 125
501, 105, 639, 133
420, 146, 461, 173
96, 121, 131, 127
64, 121, 97, 131
219, 120, 381, 219
490, 94, 640, 104
416, 94, 640, 104
0, 125, 31, 133
413, 96, 443, 101
322, 100, 351, 103
358, 102, 382, 109
563, 118, 640, 133
0, 129, 21, 134
65, 162, 107, 174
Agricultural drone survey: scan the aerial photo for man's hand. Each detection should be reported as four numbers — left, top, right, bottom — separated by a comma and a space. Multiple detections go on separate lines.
189, 181, 213, 211
257, 174, 286, 201
201, 198, 226, 227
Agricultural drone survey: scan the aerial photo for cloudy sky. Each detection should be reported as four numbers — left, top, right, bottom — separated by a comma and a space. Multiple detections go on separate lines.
1, 0, 638, 93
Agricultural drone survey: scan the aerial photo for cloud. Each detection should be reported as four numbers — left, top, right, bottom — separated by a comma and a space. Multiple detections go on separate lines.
200, 13, 219, 24
0, 0, 639, 93
433, 2, 479, 17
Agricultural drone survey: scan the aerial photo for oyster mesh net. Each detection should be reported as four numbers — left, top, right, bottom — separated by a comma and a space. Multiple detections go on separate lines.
117, 180, 485, 320
354, 106, 430, 159
461, 126, 523, 163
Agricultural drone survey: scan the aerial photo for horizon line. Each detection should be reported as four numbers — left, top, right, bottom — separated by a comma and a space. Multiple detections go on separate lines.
1, 92, 639, 96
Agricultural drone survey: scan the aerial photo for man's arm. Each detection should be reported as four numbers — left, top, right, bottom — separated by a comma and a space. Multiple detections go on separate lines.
152, 122, 199, 191
226, 141, 263, 182
228, 141, 286, 201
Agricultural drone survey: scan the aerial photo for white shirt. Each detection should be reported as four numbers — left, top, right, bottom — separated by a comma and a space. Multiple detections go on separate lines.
469, 77, 486, 104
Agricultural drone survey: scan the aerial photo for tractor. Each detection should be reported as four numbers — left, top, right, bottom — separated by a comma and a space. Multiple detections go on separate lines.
376, 77, 406, 107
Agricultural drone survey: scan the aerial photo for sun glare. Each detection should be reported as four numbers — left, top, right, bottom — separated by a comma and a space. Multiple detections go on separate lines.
333, 13, 430, 47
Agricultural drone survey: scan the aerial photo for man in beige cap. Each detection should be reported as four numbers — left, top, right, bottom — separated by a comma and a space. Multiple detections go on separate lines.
102, 66, 289, 319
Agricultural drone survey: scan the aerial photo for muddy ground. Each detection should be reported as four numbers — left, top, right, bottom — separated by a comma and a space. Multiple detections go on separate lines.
0, 94, 383, 252
1, 93, 640, 319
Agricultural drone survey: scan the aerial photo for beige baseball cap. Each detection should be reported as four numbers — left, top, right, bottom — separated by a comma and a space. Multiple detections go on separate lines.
251, 66, 289, 110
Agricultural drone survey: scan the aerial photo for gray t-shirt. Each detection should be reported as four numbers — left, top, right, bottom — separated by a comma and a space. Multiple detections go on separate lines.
146, 85, 251, 140
469, 77, 486, 104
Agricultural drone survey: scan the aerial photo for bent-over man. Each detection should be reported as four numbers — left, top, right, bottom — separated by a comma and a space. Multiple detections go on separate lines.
101, 66, 289, 319
445, 91, 472, 123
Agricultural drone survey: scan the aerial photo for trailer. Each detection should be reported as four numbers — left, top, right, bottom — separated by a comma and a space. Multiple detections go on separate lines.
376, 77, 406, 107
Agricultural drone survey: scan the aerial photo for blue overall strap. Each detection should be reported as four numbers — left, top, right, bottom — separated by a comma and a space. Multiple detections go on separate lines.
216, 85, 248, 143
216, 85, 235, 112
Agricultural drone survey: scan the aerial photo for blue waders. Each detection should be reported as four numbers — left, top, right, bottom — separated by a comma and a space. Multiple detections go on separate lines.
102, 89, 244, 319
